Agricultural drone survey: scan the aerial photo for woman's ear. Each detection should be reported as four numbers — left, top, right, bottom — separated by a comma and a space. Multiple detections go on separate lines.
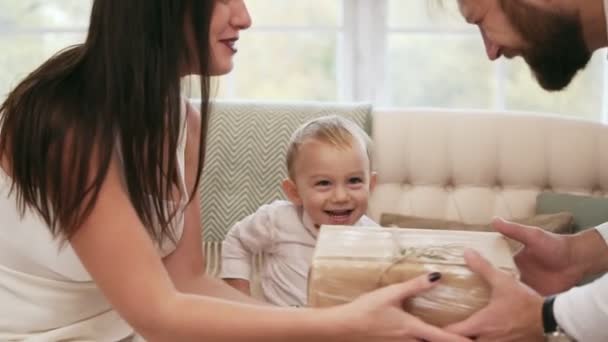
281, 178, 302, 206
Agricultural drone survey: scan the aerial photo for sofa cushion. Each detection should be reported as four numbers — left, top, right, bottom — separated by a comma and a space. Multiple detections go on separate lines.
536, 192, 608, 232
380, 212, 574, 251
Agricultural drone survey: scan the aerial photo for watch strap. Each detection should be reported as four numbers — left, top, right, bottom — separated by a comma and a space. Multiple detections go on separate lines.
543, 296, 558, 333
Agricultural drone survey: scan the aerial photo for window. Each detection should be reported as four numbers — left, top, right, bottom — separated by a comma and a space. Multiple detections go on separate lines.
1, 0, 607, 121
385, 0, 608, 121
219, 0, 342, 101
0, 0, 88, 99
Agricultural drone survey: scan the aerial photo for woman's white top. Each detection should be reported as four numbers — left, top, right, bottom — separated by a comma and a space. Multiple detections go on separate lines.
0, 106, 188, 341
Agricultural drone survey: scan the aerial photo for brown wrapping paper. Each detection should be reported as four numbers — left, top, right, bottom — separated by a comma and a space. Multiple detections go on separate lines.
308, 226, 519, 327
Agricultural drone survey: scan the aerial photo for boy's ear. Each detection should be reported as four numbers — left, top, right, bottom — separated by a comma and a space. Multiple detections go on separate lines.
369, 171, 378, 192
282, 178, 302, 206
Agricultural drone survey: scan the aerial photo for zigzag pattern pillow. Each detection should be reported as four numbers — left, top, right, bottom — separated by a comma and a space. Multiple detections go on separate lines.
198, 100, 372, 242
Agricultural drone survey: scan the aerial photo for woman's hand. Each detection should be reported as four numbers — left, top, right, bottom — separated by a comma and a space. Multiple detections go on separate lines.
336, 272, 473, 342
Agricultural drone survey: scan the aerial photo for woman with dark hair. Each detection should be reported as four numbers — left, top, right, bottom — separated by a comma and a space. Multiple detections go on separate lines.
0, 1, 470, 341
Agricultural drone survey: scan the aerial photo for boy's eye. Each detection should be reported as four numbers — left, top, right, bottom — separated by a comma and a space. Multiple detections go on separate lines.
348, 177, 363, 184
315, 180, 331, 187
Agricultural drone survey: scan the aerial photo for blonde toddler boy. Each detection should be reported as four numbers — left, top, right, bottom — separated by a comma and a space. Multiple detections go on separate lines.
220, 115, 378, 307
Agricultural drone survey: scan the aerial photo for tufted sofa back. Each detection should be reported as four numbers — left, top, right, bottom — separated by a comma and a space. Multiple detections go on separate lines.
368, 108, 608, 224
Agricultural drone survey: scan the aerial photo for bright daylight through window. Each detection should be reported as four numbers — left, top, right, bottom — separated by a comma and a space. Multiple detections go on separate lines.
1, 0, 606, 121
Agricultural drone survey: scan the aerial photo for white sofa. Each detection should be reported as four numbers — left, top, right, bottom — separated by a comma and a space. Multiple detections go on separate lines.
199, 102, 608, 277
368, 108, 608, 224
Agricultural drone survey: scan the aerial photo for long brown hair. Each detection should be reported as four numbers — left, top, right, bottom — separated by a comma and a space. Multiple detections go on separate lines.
0, 0, 212, 242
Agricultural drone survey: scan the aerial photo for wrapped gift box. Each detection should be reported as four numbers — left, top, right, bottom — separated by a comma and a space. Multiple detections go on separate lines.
307, 226, 518, 327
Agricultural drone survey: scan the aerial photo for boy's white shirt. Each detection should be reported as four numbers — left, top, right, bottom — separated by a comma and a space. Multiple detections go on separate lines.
220, 200, 377, 307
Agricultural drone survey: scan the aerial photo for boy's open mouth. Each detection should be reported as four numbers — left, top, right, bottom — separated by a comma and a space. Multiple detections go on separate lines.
324, 209, 354, 216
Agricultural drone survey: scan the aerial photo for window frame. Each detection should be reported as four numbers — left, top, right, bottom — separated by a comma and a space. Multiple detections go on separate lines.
1, 0, 607, 122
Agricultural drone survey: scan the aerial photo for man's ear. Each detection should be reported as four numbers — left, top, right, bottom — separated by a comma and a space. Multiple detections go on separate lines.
282, 178, 303, 206
369, 171, 378, 192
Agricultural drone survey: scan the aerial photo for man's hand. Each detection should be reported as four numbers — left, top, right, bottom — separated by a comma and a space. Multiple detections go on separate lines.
339, 273, 472, 342
445, 250, 545, 342
492, 218, 584, 295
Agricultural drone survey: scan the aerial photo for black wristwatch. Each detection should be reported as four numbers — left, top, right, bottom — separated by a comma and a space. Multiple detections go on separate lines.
542, 296, 558, 333
543, 296, 574, 341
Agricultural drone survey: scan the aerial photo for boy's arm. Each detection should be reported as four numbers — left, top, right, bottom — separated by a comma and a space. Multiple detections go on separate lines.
224, 279, 251, 295
221, 204, 276, 294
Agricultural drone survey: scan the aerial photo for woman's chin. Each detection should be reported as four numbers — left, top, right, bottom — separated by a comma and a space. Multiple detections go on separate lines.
208, 61, 234, 76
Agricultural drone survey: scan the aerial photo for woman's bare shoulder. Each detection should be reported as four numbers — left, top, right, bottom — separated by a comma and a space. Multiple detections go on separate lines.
184, 100, 202, 139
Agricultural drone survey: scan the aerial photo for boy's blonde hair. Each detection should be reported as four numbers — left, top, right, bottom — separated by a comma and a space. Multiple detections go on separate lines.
285, 115, 373, 180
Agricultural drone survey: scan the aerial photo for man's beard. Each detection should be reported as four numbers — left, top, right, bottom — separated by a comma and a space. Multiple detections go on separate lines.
501, 0, 591, 91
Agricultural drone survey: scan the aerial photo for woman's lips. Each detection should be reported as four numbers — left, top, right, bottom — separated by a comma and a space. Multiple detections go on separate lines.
220, 38, 238, 53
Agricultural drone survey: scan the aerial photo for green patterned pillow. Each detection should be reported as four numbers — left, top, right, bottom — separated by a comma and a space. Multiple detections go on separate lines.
198, 100, 372, 243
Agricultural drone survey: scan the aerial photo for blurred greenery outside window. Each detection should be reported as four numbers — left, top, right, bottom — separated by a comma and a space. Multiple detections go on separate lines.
1, 0, 606, 121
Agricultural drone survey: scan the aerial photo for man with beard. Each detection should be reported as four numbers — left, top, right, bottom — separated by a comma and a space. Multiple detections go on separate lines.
443, 0, 608, 341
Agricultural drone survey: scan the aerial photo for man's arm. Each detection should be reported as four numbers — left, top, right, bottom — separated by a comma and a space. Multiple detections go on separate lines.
550, 221, 608, 341
554, 274, 608, 341
572, 225, 608, 278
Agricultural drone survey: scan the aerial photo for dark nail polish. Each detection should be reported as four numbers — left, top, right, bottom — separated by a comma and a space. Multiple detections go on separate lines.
428, 272, 442, 282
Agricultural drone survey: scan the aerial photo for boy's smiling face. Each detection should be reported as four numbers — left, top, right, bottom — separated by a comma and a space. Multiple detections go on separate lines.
282, 138, 376, 228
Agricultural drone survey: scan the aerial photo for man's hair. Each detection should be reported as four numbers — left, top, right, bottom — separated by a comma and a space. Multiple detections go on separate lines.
285, 115, 373, 180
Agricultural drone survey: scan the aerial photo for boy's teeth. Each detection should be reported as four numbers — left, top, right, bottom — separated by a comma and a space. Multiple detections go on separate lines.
328, 210, 350, 215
